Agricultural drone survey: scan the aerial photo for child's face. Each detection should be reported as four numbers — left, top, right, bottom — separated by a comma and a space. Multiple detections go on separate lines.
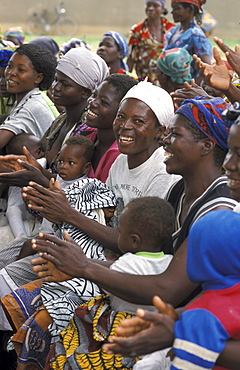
57, 144, 91, 181
4, 53, 42, 102
23, 136, 44, 159
117, 207, 134, 254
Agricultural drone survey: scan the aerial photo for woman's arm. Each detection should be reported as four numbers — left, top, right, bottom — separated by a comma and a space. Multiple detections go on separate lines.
0, 129, 15, 153
31, 232, 197, 307
22, 181, 120, 253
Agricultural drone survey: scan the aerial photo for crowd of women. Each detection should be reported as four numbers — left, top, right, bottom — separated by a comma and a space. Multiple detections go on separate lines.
0, 0, 240, 369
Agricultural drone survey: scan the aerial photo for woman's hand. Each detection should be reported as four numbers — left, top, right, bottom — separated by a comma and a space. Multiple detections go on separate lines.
31, 231, 89, 279
22, 178, 71, 224
170, 79, 210, 109
194, 47, 231, 92
102, 296, 177, 357
0, 160, 49, 187
0, 146, 42, 172
214, 36, 240, 77
31, 255, 73, 282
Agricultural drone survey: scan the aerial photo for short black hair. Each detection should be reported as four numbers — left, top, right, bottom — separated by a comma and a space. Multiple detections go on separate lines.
64, 135, 94, 163
15, 43, 57, 90
124, 197, 175, 250
179, 113, 226, 168
6, 133, 40, 155
104, 73, 138, 101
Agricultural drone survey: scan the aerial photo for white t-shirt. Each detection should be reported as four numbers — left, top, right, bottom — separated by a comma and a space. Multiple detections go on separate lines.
0, 88, 54, 138
107, 252, 173, 313
106, 147, 180, 224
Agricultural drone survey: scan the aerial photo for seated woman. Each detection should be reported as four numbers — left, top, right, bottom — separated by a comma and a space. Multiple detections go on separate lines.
163, 0, 212, 80
156, 47, 192, 94
102, 104, 240, 370
28, 97, 237, 369
2, 81, 177, 368
0, 43, 57, 153
97, 30, 135, 76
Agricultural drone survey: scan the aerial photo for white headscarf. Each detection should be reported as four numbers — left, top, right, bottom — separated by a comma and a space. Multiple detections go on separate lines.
121, 81, 174, 127
57, 48, 109, 91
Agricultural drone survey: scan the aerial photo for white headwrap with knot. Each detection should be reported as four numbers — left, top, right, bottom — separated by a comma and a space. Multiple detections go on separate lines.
57, 48, 109, 91
121, 81, 174, 127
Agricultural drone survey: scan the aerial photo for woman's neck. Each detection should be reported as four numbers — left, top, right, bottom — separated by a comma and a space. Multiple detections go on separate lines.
179, 166, 222, 225
184, 167, 222, 207
91, 128, 116, 170
147, 17, 163, 42
108, 60, 121, 74
65, 100, 88, 127
180, 17, 193, 32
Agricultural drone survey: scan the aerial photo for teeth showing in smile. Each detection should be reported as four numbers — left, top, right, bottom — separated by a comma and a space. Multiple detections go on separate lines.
7, 79, 17, 85
164, 152, 174, 157
228, 179, 240, 186
119, 136, 133, 142
88, 110, 97, 118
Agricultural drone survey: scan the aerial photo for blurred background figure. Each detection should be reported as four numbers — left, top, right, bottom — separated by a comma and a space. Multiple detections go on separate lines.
200, 9, 218, 38
3, 27, 25, 46
59, 37, 91, 57
127, 0, 174, 84
97, 31, 129, 74
29, 36, 60, 57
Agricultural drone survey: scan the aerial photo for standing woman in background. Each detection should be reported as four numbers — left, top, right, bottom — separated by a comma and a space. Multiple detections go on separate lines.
164, 0, 212, 80
127, 0, 174, 84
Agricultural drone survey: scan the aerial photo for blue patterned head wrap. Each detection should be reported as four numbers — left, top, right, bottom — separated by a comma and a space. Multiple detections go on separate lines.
0, 49, 14, 68
187, 210, 240, 290
104, 31, 129, 70
176, 97, 233, 151
146, 0, 165, 5
157, 48, 192, 84
4, 27, 25, 44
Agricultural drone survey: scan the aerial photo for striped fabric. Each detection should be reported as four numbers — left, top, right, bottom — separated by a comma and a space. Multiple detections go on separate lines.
41, 177, 116, 340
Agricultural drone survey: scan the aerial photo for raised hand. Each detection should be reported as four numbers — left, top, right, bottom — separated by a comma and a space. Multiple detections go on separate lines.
214, 36, 240, 77
194, 47, 231, 91
170, 79, 209, 109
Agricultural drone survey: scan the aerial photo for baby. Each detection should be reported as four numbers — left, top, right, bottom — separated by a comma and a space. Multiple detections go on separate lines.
38, 135, 117, 340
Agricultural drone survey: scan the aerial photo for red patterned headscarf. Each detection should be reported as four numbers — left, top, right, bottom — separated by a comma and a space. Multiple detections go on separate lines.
171, 0, 206, 8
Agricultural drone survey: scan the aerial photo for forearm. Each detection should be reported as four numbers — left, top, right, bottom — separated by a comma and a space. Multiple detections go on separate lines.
216, 340, 240, 370
82, 243, 197, 307
65, 208, 120, 253
223, 83, 240, 103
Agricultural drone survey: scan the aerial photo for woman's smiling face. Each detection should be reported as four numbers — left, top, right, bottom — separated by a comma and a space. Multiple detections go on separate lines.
224, 123, 240, 202
113, 98, 163, 167
163, 114, 204, 176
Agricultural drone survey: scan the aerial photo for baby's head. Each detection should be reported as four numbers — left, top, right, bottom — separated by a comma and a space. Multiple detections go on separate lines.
56, 135, 94, 181
118, 197, 175, 254
6, 133, 44, 159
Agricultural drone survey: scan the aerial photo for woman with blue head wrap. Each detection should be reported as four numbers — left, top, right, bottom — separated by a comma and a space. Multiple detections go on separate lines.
157, 47, 192, 93
97, 31, 129, 74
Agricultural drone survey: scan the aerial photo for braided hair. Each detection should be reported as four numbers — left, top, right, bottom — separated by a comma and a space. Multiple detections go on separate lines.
15, 43, 57, 90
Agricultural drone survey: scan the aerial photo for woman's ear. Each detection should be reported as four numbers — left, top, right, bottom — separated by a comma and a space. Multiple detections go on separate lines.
201, 138, 215, 156
117, 50, 124, 61
34, 72, 43, 86
82, 88, 92, 99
